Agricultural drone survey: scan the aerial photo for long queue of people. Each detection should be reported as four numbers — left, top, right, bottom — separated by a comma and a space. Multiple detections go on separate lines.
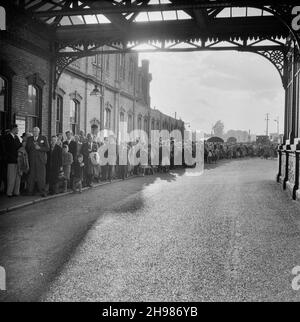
204, 141, 278, 164
0, 124, 194, 198
1, 125, 278, 198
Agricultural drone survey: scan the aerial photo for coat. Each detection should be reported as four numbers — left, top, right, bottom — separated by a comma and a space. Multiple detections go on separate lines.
72, 160, 84, 181
63, 140, 78, 161
62, 151, 73, 180
81, 141, 93, 174
26, 135, 50, 167
62, 151, 73, 166
17, 147, 29, 175
4, 133, 21, 164
47, 144, 62, 184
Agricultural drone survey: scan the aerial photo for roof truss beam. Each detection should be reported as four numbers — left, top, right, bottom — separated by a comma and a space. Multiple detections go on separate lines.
29, 0, 299, 18
56, 16, 287, 44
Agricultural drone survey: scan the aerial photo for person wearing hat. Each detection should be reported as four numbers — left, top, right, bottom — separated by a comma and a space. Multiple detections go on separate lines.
26, 126, 49, 197
4, 124, 22, 197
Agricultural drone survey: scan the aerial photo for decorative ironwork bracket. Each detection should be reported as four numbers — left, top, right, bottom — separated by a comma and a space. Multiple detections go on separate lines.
53, 54, 81, 98
251, 48, 286, 87
53, 41, 110, 97
54, 43, 287, 99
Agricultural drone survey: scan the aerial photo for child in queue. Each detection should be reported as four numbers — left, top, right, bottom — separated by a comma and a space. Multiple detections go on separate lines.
72, 154, 84, 193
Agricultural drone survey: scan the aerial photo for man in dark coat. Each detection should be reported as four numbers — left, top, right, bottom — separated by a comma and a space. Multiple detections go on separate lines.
47, 135, 62, 194
26, 127, 49, 197
81, 133, 93, 187
4, 124, 21, 197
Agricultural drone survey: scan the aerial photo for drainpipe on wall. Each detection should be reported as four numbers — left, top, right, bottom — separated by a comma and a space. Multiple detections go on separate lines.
116, 90, 120, 143
84, 56, 88, 134
48, 54, 55, 138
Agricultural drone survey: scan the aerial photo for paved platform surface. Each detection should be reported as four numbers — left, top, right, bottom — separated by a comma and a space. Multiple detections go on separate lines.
1, 158, 300, 302
0, 180, 120, 214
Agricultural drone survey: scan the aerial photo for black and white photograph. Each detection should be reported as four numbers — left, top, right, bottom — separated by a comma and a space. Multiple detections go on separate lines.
1, 0, 300, 309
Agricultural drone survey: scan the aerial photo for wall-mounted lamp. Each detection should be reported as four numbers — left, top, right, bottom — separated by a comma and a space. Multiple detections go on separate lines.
90, 85, 102, 97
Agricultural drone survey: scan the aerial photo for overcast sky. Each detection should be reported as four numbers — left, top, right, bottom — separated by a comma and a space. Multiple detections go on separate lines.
139, 51, 284, 136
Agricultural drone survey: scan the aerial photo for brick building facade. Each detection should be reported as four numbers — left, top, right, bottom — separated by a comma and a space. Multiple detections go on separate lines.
0, 8, 184, 140
56, 51, 184, 141
0, 12, 52, 135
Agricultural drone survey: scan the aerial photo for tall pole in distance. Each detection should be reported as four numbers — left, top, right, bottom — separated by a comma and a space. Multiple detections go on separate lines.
274, 117, 280, 144
265, 113, 270, 137
274, 117, 279, 136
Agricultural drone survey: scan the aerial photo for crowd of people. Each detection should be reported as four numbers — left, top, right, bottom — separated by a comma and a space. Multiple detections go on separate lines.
0, 124, 280, 199
0, 125, 195, 198
204, 141, 278, 164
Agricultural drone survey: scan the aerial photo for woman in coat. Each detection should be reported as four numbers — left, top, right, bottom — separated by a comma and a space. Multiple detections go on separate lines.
81, 133, 93, 187
47, 135, 62, 194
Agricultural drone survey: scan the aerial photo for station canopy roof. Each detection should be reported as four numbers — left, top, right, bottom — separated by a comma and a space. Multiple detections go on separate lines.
7, 0, 296, 47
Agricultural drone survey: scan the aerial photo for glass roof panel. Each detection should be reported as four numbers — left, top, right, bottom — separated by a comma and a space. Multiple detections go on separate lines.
83, 15, 98, 24
149, 0, 172, 3
162, 11, 177, 21
216, 8, 230, 18
232, 7, 247, 17
216, 7, 273, 18
246, 8, 264, 16
134, 12, 150, 22
70, 16, 84, 25
148, 11, 164, 21
176, 10, 192, 20
262, 10, 273, 16
59, 16, 72, 26
96, 14, 111, 24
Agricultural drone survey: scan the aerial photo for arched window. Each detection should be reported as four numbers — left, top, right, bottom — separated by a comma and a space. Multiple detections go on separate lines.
26, 73, 45, 133
151, 119, 155, 131
127, 113, 133, 133
144, 117, 148, 132
106, 55, 110, 72
137, 115, 142, 130
0, 75, 7, 131
120, 111, 125, 123
27, 84, 41, 132
119, 111, 126, 141
70, 99, 80, 134
104, 106, 111, 129
156, 121, 160, 130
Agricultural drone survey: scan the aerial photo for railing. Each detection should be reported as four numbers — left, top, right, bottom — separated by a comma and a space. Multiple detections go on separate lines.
277, 144, 300, 200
